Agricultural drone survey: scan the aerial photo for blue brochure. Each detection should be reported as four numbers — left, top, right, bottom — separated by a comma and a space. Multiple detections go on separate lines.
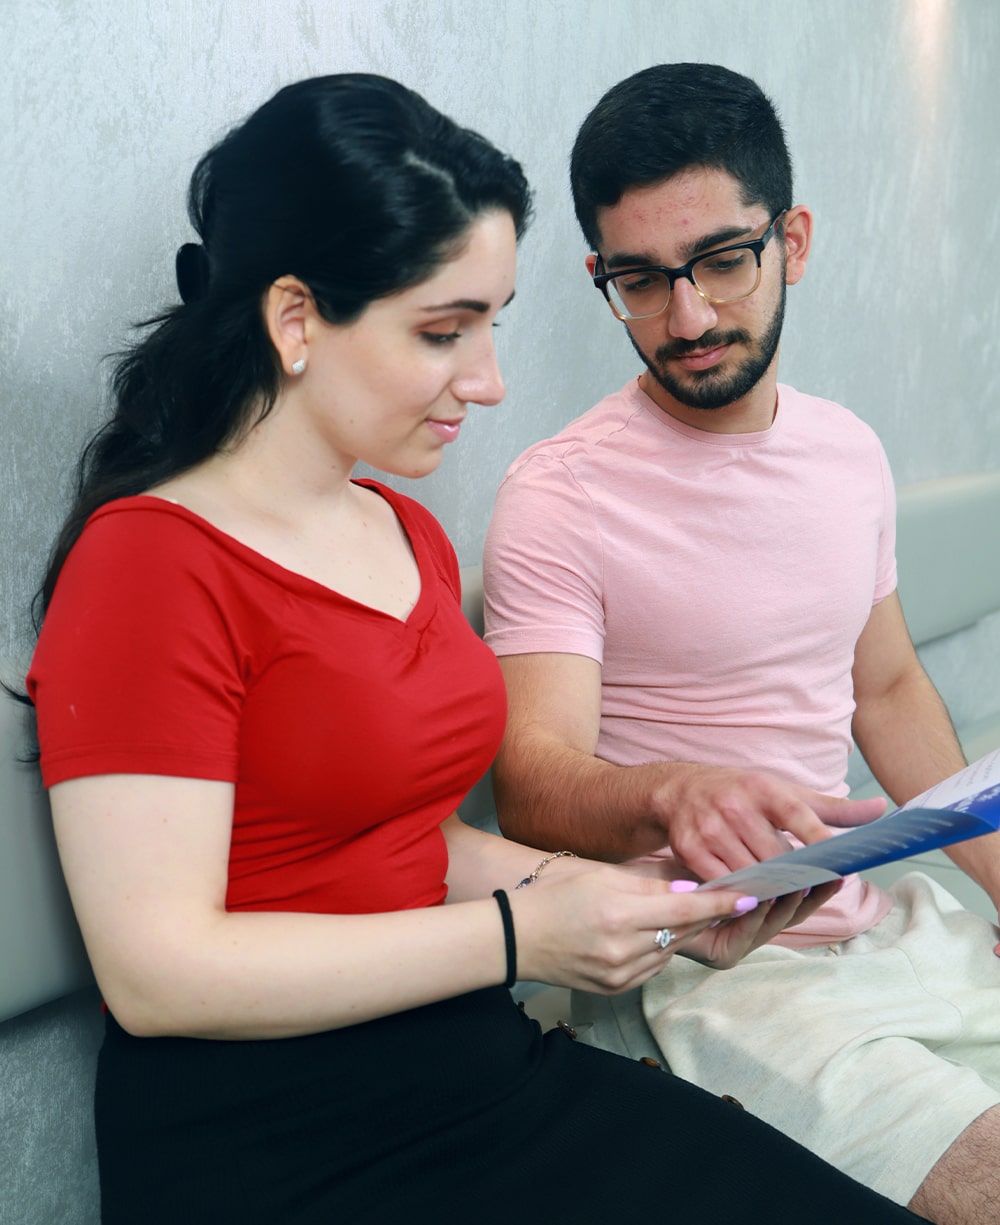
699, 749, 1000, 900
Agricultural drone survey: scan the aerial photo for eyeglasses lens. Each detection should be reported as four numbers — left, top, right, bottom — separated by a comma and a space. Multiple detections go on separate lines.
607, 248, 761, 320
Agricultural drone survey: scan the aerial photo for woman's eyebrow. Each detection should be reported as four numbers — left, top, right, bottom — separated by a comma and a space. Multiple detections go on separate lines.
419, 289, 516, 313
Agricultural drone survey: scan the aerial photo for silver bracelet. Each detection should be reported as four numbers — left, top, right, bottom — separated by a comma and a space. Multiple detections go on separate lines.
515, 850, 578, 889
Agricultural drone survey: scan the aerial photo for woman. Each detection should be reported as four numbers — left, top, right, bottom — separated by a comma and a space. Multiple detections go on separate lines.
26, 75, 925, 1223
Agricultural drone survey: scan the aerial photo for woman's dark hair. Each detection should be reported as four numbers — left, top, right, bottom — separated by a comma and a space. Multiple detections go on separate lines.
35, 73, 532, 624
571, 63, 792, 251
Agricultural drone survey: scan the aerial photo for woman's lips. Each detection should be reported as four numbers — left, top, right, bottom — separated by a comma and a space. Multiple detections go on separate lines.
426, 418, 463, 442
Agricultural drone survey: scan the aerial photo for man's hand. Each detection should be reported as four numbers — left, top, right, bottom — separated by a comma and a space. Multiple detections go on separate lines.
651, 764, 887, 881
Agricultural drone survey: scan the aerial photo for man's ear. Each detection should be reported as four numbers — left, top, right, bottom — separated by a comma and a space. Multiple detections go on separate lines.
782, 206, 813, 286
263, 276, 312, 375
585, 252, 598, 277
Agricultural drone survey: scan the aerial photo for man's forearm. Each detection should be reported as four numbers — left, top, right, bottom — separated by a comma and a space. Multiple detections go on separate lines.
853, 666, 966, 807
943, 828, 1000, 904
492, 734, 671, 862
491, 734, 882, 877
851, 665, 1000, 902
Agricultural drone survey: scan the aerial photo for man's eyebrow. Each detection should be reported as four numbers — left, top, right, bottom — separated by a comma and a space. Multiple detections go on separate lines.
603, 251, 660, 272
685, 223, 756, 259
603, 223, 758, 271
419, 289, 516, 313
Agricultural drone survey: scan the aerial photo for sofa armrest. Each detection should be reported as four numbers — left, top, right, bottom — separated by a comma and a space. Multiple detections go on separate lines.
0, 681, 94, 1022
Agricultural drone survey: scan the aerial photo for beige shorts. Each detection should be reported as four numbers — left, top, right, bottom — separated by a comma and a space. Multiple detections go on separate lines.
573, 873, 1000, 1206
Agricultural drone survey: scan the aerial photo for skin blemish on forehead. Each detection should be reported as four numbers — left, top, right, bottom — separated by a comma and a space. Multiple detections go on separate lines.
601, 167, 764, 268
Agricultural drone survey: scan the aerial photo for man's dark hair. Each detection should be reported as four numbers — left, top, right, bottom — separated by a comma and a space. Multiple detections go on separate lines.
570, 63, 793, 250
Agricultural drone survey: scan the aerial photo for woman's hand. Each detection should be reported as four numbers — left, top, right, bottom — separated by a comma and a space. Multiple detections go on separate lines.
508, 864, 759, 995
675, 879, 843, 969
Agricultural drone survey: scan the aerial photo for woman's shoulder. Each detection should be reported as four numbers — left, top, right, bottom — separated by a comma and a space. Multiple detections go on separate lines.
82, 494, 224, 546
354, 480, 456, 554
354, 479, 461, 601
79, 494, 292, 579
56, 496, 268, 627
353, 478, 437, 527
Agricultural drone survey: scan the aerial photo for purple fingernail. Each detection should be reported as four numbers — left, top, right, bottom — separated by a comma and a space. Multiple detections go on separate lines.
734, 896, 759, 914
670, 879, 699, 893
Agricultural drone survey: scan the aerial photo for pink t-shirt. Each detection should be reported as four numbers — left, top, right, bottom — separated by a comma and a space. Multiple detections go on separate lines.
484, 380, 896, 946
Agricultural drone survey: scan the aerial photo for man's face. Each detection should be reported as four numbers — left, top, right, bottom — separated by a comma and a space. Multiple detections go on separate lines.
590, 168, 806, 430
631, 279, 786, 414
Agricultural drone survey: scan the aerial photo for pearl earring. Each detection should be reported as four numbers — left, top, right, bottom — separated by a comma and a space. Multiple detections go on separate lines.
291, 357, 307, 375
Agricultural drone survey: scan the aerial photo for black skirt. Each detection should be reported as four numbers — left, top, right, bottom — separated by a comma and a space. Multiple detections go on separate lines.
96, 986, 923, 1224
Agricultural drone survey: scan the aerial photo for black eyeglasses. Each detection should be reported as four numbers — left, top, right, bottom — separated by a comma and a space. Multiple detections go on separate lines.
592, 211, 786, 321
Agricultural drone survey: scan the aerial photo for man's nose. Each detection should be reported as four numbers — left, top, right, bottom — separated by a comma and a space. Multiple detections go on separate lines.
665, 275, 719, 340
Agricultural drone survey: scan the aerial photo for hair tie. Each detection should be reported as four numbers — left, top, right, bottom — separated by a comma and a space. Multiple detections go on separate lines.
175, 242, 211, 304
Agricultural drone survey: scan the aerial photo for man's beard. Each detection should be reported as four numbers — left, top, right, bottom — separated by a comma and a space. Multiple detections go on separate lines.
628, 281, 786, 412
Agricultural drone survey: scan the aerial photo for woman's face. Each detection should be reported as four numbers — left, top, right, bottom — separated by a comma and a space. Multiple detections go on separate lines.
293, 210, 518, 480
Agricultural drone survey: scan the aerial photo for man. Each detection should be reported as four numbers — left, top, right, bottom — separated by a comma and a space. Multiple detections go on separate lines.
483, 64, 1000, 1222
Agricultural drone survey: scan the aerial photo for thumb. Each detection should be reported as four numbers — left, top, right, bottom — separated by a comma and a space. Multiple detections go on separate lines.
808, 793, 888, 828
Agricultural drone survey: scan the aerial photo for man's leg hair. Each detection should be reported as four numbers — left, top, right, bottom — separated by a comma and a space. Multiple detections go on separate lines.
908, 1104, 1000, 1225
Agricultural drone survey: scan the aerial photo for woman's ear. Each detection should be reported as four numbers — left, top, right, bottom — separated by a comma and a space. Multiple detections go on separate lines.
264, 276, 311, 375
782, 206, 813, 286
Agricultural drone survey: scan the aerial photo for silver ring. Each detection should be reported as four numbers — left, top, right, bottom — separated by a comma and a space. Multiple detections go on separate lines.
654, 928, 674, 951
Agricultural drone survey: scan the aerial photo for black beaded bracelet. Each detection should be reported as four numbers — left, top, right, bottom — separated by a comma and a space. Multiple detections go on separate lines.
492, 889, 517, 989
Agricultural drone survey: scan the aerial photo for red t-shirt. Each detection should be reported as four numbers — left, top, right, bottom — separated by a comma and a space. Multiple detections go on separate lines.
28, 484, 506, 916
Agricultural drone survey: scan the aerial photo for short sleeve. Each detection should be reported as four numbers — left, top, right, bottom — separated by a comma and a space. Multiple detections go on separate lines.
28, 507, 245, 787
483, 455, 606, 663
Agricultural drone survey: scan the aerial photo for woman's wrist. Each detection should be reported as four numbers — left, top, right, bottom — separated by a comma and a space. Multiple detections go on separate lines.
492, 890, 517, 988
515, 849, 578, 889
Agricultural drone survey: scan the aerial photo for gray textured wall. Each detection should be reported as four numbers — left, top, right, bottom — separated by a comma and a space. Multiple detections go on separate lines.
3, 2, 999, 1222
